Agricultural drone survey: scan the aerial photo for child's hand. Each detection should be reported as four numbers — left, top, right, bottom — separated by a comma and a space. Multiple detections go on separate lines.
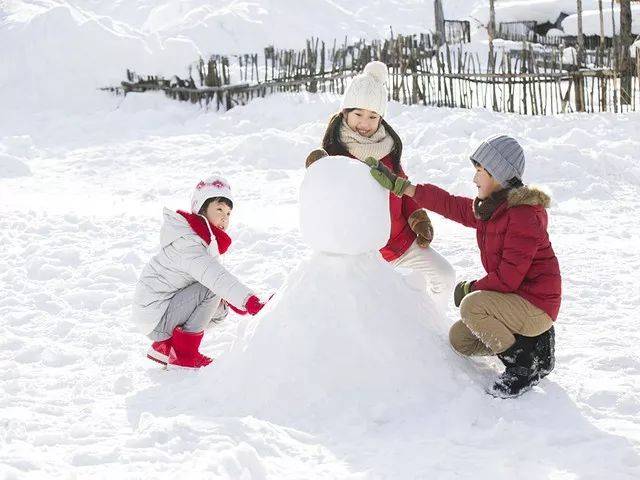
454, 280, 475, 307
408, 210, 434, 248
365, 157, 411, 197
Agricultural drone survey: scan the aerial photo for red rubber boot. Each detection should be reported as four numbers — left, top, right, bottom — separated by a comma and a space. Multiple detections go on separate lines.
147, 338, 172, 365
167, 327, 213, 369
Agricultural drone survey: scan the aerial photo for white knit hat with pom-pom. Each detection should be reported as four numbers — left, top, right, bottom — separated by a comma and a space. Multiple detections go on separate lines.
340, 61, 389, 116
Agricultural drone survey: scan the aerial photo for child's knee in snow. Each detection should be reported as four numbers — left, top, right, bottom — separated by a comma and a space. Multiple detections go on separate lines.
448, 321, 473, 356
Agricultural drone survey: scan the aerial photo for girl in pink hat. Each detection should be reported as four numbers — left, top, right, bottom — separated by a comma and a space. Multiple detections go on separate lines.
131, 175, 268, 369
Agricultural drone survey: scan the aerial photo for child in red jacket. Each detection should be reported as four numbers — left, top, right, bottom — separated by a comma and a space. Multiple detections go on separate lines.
321, 60, 456, 311
366, 134, 561, 398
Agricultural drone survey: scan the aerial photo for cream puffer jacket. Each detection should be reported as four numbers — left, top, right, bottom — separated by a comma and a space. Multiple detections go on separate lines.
131, 208, 253, 335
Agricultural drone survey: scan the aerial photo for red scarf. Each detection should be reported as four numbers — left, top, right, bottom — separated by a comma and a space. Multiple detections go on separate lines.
176, 210, 232, 254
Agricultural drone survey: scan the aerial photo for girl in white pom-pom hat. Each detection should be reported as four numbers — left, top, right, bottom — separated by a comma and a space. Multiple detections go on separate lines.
321, 60, 456, 311
131, 175, 269, 369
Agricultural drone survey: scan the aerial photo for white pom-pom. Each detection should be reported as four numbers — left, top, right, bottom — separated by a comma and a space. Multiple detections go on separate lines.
363, 61, 388, 85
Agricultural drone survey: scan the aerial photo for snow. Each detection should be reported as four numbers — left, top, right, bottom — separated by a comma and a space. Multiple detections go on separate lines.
470, 0, 640, 34
546, 27, 565, 37
0, 0, 484, 111
2, 0, 640, 478
562, 5, 640, 37
201, 250, 451, 425
0, 1, 202, 110
470, 0, 603, 25
300, 156, 390, 255
2, 91, 640, 478
0, 153, 32, 178
562, 46, 578, 65
632, 38, 640, 59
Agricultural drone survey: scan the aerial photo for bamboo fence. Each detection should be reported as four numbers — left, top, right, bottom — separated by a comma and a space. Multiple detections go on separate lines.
105, 31, 640, 115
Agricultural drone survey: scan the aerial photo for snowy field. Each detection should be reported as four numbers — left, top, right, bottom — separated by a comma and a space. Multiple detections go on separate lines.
2, 90, 640, 479
2, 0, 640, 479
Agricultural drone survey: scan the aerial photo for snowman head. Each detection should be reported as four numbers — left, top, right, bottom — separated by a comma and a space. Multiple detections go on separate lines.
300, 155, 391, 255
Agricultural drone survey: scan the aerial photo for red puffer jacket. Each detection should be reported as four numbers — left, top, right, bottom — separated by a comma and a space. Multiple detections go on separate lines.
413, 183, 561, 320
377, 154, 420, 261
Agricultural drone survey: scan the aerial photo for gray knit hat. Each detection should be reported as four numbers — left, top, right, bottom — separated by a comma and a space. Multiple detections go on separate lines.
470, 134, 525, 187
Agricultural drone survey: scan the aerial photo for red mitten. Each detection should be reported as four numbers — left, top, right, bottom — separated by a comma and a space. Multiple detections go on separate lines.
245, 295, 266, 315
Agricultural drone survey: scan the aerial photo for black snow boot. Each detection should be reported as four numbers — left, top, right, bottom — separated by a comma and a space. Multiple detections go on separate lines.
535, 326, 555, 380
489, 334, 539, 399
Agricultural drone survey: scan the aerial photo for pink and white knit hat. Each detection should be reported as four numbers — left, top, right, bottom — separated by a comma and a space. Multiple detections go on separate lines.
190, 175, 234, 213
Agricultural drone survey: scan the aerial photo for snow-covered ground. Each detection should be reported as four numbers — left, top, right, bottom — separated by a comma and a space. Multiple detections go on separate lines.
2, 91, 640, 479
2, 1, 640, 479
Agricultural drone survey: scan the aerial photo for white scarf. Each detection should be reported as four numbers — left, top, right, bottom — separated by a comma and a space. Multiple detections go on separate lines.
338, 119, 395, 162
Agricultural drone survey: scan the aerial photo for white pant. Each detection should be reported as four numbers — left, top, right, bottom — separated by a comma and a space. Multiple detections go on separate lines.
391, 240, 457, 313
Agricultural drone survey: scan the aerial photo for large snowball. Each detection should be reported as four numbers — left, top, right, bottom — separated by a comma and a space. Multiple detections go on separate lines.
300, 156, 390, 255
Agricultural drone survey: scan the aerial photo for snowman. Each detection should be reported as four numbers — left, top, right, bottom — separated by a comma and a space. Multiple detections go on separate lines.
205, 156, 459, 424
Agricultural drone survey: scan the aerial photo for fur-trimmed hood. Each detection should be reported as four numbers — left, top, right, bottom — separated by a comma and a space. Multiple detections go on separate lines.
474, 184, 551, 221
507, 185, 551, 209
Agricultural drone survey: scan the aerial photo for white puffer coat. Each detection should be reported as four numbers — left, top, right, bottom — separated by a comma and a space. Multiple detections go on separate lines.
131, 208, 253, 335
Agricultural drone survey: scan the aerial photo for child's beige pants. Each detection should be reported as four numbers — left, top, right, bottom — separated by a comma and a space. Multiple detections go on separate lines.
449, 290, 553, 356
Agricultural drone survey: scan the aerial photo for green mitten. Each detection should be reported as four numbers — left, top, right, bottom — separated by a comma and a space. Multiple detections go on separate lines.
454, 280, 475, 307
367, 158, 411, 196
390, 176, 411, 197
363, 157, 379, 168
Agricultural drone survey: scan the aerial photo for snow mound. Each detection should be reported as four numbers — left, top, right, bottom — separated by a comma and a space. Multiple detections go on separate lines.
204, 252, 457, 424
0, 154, 32, 178
562, 47, 578, 65
0, 1, 200, 110
300, 156, 390, 255
546, 28, 565, 37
